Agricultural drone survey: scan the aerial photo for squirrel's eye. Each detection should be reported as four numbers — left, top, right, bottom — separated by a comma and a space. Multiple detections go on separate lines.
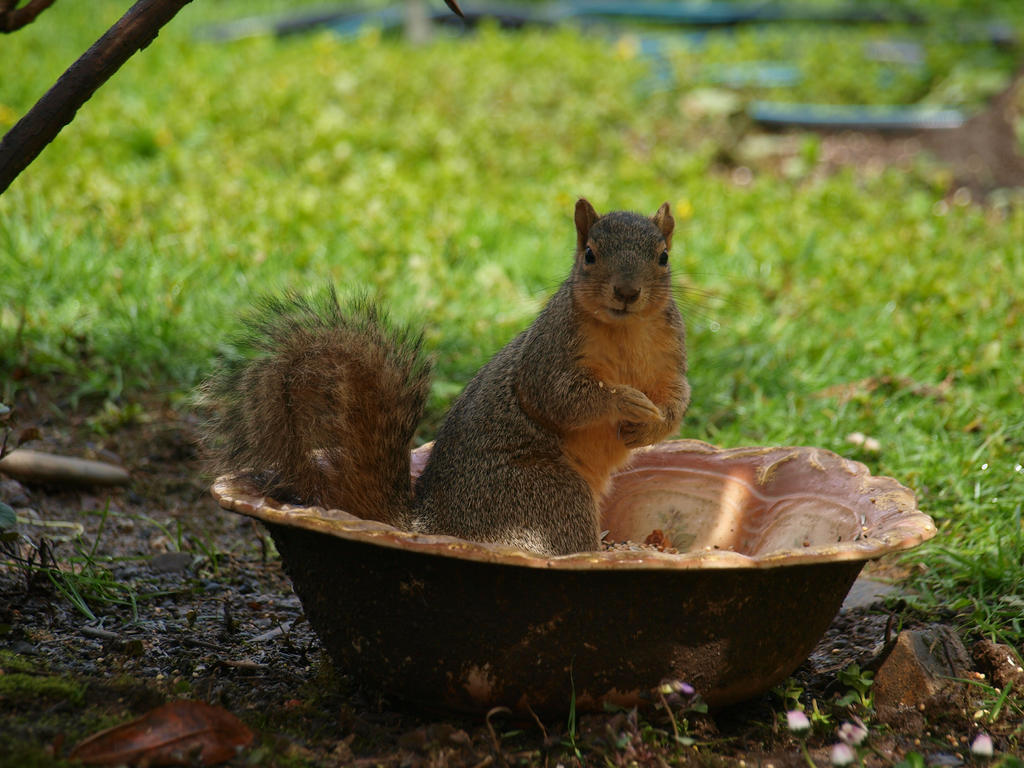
658, 250, 669, 266
584, 246, 595, 264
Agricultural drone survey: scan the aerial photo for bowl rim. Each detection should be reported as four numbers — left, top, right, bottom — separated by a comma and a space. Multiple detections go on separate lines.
211, 439, 937, 571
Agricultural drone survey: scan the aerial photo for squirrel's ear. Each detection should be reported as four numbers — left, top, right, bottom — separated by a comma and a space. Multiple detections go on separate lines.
575, 198, 599, 250
652, 202, 674, 248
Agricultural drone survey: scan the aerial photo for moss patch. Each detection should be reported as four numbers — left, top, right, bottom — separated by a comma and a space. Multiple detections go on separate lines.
0, 671, 86, 707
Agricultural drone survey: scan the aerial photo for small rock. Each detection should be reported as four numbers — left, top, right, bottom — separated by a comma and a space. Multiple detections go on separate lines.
0, 478, 30, 507
972, 639, 1024, 692
841, 578, 898, 612
874, 626, 971, 721
148, 551, 192, 574
251, 621, 292, 643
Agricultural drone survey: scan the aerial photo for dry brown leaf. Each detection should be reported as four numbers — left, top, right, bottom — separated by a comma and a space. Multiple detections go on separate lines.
69, 700, 254, 766
644, 529, 670, 549
815, 374, 953, 405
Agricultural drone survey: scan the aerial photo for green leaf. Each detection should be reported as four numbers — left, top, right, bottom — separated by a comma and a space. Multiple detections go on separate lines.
0, 501, 16, 531
894, 752, 926, 768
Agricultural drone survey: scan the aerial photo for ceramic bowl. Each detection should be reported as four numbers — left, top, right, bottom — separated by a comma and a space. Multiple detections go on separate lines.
212, 439, 935, 714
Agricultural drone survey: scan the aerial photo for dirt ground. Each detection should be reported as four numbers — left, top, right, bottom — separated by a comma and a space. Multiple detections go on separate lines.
741, 66, 1024, 198
3, 68, 1024, 768
1, 386, 1021, 767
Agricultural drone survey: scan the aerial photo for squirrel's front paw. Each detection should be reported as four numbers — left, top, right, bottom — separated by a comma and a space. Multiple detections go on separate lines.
613, 385, 663, 423
618, 421, 664, 448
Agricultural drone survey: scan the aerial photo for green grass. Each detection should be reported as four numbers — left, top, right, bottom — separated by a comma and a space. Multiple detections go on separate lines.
1, 0, 1023, 648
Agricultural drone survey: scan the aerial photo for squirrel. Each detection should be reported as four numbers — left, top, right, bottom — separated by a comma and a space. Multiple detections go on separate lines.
199, 199, 690, 557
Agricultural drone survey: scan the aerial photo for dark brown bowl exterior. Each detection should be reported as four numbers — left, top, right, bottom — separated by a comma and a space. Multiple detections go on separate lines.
213, 440, 936, 715
268, 519, 861, 713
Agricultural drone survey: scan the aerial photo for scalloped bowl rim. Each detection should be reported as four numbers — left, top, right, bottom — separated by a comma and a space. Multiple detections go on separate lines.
211, 439, 937, 571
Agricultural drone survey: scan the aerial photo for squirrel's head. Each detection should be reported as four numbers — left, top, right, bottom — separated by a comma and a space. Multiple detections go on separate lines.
571, 198, 675, 322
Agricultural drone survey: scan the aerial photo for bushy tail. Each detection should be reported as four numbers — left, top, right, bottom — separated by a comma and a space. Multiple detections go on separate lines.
198, 288, 431, 524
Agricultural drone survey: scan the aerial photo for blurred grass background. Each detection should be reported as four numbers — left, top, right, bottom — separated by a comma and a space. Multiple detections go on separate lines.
1, 0, 1023, 642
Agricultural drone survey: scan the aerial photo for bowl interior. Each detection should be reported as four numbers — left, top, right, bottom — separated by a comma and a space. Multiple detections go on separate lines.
604, 455, 864, 557
594, 442, 934, 566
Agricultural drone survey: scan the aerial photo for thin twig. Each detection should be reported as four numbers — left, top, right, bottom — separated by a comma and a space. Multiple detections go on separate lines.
659, 690, 681, 744
0, 0, 195, 193
0, 0, 466, 192
484, 706, 512, 768
0, 0, 57, 32
523, 702, 548, 741
80, 625, 120, 641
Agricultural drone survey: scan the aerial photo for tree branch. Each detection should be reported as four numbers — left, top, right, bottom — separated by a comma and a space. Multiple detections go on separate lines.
0, 0, 194, 194
0, 0, 57, 33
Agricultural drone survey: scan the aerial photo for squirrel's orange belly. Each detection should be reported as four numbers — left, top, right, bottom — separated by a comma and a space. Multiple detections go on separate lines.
562, 423, 631, 501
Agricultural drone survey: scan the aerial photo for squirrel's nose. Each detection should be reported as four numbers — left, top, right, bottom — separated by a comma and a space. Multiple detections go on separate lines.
613, 285, 641, 305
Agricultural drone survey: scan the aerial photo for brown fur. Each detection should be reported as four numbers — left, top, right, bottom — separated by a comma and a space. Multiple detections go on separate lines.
198, 291, 430, 525
559, 200, 688, 503
414, 199, 689, 554
199, 200, 689, 557
565, 303, 688, 498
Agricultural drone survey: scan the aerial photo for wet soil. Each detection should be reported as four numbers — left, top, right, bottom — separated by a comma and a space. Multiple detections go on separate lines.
2, 389, 1021, 767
